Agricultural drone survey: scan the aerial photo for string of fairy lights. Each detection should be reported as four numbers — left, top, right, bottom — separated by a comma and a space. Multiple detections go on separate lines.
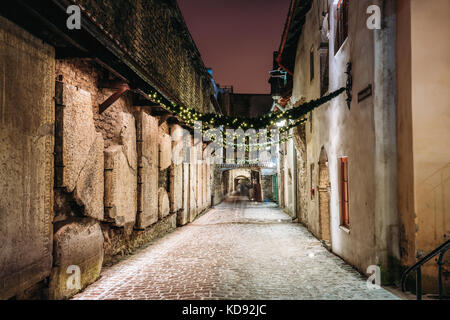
145, 65, 352, 151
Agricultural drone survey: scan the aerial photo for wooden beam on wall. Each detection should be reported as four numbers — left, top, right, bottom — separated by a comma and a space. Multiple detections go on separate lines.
99, 83, 130, 114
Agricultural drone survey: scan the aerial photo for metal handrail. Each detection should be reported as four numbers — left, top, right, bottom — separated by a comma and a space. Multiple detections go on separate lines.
401, 239, 450, 300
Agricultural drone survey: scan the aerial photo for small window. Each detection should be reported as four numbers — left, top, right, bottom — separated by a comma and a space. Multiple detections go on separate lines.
310, 47, 315, 82
310, 163, 315, 199
340, 157, 349, 228
335, 0, 349, 54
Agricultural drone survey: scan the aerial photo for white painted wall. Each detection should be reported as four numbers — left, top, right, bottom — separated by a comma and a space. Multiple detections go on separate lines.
290, 0, 399, 279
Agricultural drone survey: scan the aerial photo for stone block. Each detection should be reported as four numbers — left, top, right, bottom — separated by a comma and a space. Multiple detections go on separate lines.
49, 220, 104, 300
58, 84, 98, 192
119, 112, 137, 172
104, 145, 138, 227
189, 145, 197, 222
170, 124, 183, 215
197, 161, 203, 211
73, 134, 105, 221
158, 188, 170, 219
179, 162, 190, 226
159, 133, 172, 171
0, 17, 54, 299
206, 162, 211, 207
55, 82, 105, 220
170, 164, 183, 213
136, 111, 159, 229
203, 162, 208, 209
170, 124, 184, 164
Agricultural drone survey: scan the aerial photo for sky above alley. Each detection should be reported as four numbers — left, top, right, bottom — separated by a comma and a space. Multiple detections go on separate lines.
178, 0, 291, 94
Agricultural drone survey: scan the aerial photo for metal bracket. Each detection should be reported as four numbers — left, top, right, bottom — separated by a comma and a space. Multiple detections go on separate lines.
99, 83, 130, 114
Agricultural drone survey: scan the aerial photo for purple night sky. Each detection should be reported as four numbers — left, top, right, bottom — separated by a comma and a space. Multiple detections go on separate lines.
178, 0, 291, 94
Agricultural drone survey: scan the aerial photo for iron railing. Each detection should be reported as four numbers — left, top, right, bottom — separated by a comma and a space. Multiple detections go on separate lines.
401, 239, 450, 300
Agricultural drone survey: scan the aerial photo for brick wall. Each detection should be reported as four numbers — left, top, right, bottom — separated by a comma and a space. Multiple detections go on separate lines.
71, 0, 215, 113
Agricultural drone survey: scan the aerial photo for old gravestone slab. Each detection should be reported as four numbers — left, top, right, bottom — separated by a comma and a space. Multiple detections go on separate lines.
0, 17, 54, 299
203, 162, 208, 209
170, 124, 183, 214
49, 220, 104, 300
197, 161, 203, 211
55, 83, 104, 220
73, 134, 104, 220
189, 139, 197, 222
158, 188, 170, 219
119, 112, 138, 172
159, 133, 172, 171
180, 161, 190, 226
103, 112, 137, 227
206, 161, 212, 207
104, 145, 138, 227
136, 111, 159, 229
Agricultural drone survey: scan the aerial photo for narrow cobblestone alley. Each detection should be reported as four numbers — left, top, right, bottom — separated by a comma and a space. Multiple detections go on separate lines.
74, 198, 399, 300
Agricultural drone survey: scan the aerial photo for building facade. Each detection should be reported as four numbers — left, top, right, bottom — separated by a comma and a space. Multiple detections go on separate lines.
274, 0, 449, 293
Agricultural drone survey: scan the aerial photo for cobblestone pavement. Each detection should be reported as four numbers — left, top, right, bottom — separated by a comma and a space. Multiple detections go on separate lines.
74, 197, 400, 300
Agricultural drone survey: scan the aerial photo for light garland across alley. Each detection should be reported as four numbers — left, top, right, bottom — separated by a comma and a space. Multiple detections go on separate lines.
145, 64, 352, 150
152, 86, 346, 131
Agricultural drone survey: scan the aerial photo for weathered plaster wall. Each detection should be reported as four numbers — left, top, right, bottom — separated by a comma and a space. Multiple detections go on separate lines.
0, 16, 55, 300
325, 0, 377, 276
373, 0, 400, 282
290, 0, 323, 236
396, 0, 416, 270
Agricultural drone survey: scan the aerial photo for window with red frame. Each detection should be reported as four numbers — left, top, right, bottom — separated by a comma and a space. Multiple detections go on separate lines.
340, 157, 349, 228
335, 0, 349, 54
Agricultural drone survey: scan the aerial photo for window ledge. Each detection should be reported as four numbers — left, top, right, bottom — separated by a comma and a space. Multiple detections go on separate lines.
340, 226, 350, 234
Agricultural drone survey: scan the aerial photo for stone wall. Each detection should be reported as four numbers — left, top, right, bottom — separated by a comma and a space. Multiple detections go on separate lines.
0, 0, 220, 298
51, 58, 217, 299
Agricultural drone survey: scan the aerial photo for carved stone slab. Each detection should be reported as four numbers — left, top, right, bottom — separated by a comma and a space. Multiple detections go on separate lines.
55, 82, 105, 220
159, 133, 172, 171
158, 188, 170, 219
179, 162, 190, 226
73, 134, 105, 221
189, 139, 197, 222
136, 111, 159, 229
0, 18, 54, 299
170, 124, 183, 214
197, 161, 203, 211
119, 112, 137, 172
206, 162, 212, 207
104, 145, 138, 227
203, 162, 208, 209
49, 220, 103, 300
58, 84, 98, 193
